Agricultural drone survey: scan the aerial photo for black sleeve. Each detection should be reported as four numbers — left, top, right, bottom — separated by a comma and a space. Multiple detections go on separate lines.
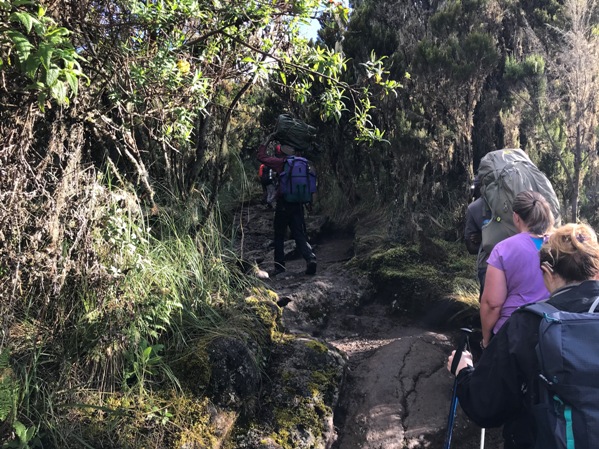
464, 203, 482, 255
455, 317, 532, 428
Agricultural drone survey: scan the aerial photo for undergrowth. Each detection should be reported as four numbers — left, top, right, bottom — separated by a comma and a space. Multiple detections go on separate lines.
0, 171, 277, 448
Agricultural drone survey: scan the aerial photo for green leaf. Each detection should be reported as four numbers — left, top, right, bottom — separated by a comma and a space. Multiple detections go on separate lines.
12, 0, 35, 6
46, 27, 70, 39
46, 67, 59, 86
13, 421, 26, 439
23, 55, 40, 79
6, 30, 33, 62
50, 80, 67, 103
142, 345, 153, 359
10, 11, 35, 33
37, 91, 47, 111
64, 71, 78, 96
25, 425, 36, 442
38, 43, 53, 70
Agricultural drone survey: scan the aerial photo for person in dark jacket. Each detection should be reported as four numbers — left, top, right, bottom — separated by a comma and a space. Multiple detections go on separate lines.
464, 176, 491, 292
257, 134, 316, 276
464, 176, 484, 255
258, 163, 276, 208
447, 222, 599, 449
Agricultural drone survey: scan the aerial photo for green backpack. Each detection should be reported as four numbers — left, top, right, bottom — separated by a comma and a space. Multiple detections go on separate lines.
273, 114, 316, 152
478, 149, 561, 257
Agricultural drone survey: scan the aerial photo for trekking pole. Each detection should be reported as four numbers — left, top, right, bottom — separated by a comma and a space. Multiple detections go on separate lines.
443, 327, 472, 449
480, 427, 486, 449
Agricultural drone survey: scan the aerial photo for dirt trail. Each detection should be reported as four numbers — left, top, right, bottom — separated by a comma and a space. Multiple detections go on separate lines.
240, 205, 503, 448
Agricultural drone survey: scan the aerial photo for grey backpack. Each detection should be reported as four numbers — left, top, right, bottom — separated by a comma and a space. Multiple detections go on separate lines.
478, 149, 561, 256
522, 299, 599, 449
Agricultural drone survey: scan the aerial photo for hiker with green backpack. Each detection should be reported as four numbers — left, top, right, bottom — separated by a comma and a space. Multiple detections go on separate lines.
257, 127, 317, 276
471, 149, 561, 292
447, 222, 599, 449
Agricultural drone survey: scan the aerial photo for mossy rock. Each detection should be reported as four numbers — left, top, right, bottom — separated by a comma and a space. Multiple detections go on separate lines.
171, 344, 212, 397
361, 239, 478, 325
244, 289, 283, 340
206, 336, 262, 411
53, 391, 227, 449
233, 336, 345, 449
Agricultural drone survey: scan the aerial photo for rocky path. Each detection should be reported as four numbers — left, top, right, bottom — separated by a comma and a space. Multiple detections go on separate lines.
238, 204, 503, 448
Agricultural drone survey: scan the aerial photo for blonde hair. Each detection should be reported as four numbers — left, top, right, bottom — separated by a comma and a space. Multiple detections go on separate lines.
540, 223, 599, 283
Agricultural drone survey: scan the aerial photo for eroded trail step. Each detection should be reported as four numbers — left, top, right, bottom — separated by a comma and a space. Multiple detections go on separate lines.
327, 304, 503, 449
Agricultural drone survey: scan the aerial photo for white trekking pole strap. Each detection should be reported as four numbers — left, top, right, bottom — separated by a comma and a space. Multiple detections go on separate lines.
589, 296, 599, 313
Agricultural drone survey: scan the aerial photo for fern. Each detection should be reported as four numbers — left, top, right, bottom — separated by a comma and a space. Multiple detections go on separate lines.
0, 349, 17, 422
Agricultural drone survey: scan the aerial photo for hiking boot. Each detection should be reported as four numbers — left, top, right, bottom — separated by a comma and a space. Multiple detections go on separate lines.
272, 263, 286, 276
305, 260, 317, 275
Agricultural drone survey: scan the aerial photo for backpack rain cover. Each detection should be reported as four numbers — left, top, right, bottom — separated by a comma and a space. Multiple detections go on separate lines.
478, 149, 561, 256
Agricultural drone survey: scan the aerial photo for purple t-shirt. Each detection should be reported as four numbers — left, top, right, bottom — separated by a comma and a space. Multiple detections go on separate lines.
487, 232, 549, 333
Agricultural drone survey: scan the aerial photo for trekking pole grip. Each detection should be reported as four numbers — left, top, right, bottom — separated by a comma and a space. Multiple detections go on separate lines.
444, 327, 473, 449
450, 328, 472, 376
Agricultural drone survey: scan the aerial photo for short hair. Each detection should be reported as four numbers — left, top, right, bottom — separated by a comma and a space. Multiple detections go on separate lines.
540, 223, 599, 283
512, 191, 554, 235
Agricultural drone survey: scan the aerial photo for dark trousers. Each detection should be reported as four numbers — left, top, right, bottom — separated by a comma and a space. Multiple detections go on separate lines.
273, 201, 315, 267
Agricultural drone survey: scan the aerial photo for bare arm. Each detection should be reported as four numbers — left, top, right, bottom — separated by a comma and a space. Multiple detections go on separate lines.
480, 265, 507, 347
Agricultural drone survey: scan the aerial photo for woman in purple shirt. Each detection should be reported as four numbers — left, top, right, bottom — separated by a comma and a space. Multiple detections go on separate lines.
480, 191, 555, 349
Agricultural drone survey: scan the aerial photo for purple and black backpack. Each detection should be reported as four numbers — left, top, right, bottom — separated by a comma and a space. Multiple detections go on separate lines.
279, 156, 316, 203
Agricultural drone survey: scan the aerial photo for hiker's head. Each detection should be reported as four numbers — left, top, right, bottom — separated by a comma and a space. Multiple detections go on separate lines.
281, 145, 296, 156
275, 144, 295, 157
512, 191, 554, 235
540, 223, 599, 285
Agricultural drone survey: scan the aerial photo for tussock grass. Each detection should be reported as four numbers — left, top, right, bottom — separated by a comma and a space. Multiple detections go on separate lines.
446, 277, 481, 326
450, 278, 481, 309
0, 166, 275, 447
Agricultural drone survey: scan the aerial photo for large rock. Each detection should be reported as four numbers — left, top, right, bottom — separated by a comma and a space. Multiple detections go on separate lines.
236, 336, 346, 449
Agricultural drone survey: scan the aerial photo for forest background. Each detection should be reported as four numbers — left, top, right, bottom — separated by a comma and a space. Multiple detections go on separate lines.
1, 0, 599, 447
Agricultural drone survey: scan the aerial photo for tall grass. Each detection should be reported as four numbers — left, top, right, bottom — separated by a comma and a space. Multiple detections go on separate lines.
2, 179, 274, 448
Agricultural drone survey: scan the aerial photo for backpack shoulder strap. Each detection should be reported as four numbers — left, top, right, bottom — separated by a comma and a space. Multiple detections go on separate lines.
522, 296, 599, 316
588, 296, 599, 313
520, 301, 560, 318
283, 156, 294, 171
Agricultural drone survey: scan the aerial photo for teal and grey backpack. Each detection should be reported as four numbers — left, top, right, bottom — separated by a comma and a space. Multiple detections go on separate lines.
521, 299, 599, 449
